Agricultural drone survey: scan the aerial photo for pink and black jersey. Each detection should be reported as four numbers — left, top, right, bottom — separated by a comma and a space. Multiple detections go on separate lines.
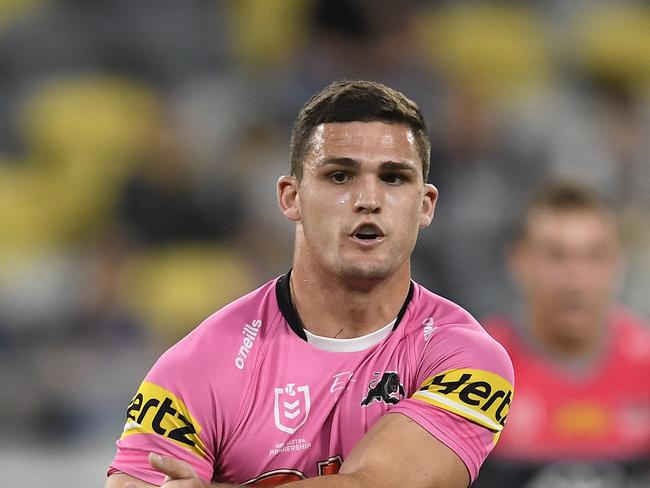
108, 273, 514, 485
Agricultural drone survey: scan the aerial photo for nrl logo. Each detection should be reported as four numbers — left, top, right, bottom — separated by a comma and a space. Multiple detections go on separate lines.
361, 372, 405, 407
274, 383, 310, 434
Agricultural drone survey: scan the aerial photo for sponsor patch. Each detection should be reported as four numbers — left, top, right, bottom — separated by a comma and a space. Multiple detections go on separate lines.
122, 381, 207, 458
413, 368, 513, 432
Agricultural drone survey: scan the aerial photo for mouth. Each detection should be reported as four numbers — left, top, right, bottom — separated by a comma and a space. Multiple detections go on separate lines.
350, 223, 385, 243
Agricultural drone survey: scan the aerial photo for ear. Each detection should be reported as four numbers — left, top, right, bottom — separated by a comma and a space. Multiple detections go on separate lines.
419, 183, 439, 228
277, 175, 301, 222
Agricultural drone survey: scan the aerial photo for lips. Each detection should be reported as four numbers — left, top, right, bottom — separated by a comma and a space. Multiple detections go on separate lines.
351, 222, 385, 241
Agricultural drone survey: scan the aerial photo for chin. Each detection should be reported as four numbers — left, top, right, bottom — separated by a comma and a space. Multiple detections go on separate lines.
337, 261, 396, 282
556, 316, 592, 341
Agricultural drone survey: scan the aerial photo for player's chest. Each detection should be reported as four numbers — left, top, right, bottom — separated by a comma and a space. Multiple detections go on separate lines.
503, 359, 650, 450
217, 345, 414, 482
240, 350, 414, 440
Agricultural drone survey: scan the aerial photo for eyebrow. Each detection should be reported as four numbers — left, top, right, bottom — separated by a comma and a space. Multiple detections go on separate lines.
380, 161, 417, 173
317, 157, 417, 172
317, 157, 360, 168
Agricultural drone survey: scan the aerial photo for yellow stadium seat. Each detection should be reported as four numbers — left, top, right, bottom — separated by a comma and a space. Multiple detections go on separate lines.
21, 74, 159, 176
0, 162, 61, 250
574, 5, 650, 90
120, 244, 257, 344
225, 0, 312, 69
12, 75, 163, 245
0, 0, 47, 32
417, 4, 551, 100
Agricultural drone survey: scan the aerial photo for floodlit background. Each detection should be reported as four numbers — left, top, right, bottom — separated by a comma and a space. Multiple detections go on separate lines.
0, 1, 648, 486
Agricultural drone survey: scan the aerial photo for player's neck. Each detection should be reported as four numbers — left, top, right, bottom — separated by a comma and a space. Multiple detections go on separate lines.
289, 263, 411, 340
528, 307, 607, 361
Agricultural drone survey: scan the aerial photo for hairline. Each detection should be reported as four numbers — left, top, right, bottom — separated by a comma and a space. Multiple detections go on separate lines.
518, 203, 618, 243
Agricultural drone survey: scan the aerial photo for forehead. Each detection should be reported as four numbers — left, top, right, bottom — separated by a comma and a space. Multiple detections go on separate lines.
306, 121, 419, 165
525, 209, 616, 246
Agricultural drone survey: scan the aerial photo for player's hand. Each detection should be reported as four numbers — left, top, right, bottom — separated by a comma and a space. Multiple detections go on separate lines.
124, 453, 210, 488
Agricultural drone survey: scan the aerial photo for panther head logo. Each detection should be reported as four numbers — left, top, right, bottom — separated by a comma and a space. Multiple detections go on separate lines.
360, 372, 405, 407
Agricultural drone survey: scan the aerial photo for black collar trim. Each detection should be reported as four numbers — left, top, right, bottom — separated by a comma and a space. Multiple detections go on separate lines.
275, 270, 414, 342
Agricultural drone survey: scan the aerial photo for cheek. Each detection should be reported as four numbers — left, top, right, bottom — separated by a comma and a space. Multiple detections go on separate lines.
337, 191, 352, 207
387, 193, 422, 226
588, 264, 617, 293
301, 191, 349, 232
525, 261, 561, 292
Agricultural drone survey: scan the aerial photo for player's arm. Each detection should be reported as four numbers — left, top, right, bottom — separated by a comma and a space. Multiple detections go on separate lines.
289, 411, 468, 488
106, 456, 230, 488
105, 472, 157, 487
135, 412, 468, 488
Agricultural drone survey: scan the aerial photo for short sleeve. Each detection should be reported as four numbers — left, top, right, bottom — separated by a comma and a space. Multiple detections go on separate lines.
391, 313, 514, 483
107, 336, 219, 485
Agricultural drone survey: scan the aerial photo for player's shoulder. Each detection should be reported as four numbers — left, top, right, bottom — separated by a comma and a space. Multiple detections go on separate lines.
410, 281, 481, 329
410, 281, 500, 348
410, 282, 514, 380
155, 277, 280, 368
188, 277, 277, 335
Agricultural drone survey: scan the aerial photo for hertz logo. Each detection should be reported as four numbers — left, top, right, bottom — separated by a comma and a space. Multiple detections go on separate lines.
413, 369, 513, 433
122, 381, 208, 458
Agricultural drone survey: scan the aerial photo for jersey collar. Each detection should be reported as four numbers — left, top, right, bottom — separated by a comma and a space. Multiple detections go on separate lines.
275, 269, 414, 342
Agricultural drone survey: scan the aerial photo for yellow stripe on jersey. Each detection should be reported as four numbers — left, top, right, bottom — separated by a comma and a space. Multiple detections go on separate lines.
121, 381, 208, 458
413, 369, 513, 433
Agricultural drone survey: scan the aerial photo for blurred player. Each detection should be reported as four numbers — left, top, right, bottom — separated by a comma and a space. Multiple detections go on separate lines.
105, 80, 513, 488
474, 181, 650, 487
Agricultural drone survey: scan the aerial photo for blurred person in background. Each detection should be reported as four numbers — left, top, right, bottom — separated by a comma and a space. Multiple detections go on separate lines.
474, 181, 650, 488
105, 80, 513, 488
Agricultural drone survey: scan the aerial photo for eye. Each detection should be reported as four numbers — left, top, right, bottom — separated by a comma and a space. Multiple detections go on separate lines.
380, 173, 406, 185
329, 171, 349, 183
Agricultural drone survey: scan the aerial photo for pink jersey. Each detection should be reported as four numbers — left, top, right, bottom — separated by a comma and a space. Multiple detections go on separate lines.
108, 274, 514, 485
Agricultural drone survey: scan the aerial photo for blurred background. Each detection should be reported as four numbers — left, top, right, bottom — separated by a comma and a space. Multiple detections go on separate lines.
0, 0, 648, 486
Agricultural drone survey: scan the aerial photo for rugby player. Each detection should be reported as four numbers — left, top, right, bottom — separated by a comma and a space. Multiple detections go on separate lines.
475, 181, 650, 487
106, 80, 514, 488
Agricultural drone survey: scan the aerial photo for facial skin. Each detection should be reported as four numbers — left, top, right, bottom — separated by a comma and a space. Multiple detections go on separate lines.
509, 208, 622, 357
278, 121, 437, 287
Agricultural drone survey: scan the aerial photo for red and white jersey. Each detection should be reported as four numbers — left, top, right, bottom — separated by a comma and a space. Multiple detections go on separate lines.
475, 310, 650, 487
108, 273, 514, 486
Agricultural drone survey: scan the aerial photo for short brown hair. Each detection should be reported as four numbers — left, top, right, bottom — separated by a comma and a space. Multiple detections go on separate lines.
289, 80, 430, 180
514, 180, 614, 241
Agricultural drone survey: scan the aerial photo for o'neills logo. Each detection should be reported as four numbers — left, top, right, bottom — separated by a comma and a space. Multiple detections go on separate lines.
235, 319, 262, 370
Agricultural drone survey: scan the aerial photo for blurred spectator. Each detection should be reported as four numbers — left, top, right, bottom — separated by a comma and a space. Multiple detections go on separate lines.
508, 73, 650, 317
116, 104, 244, 246
474, 181, 650, 487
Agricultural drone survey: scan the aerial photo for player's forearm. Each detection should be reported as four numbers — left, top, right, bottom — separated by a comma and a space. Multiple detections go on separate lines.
204, 475, 361, 488
282, 473, 365, 488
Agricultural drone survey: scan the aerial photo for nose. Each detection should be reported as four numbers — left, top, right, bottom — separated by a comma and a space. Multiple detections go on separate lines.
354, 176, 382, 214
